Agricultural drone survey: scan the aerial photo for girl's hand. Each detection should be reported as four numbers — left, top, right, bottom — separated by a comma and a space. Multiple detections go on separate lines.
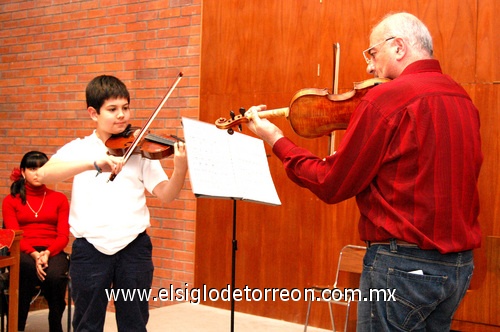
35, 250, 50, 281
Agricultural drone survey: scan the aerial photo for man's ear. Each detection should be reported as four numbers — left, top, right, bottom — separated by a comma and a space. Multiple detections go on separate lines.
88, 107, 98, 121
394, 37, 406, 59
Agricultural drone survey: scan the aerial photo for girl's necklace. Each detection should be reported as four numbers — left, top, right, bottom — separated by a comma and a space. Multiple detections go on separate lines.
26, 191, 46, 218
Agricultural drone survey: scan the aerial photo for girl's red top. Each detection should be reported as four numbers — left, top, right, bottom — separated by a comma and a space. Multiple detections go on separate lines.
2, 183, 69, 256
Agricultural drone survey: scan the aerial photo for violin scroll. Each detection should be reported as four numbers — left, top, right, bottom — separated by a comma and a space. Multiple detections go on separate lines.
216, 110, 244, 135
215, 107, 248, 135
216, 107, 290, 134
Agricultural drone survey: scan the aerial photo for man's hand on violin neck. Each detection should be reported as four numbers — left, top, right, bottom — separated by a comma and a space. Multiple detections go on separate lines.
246, 105, 284, 147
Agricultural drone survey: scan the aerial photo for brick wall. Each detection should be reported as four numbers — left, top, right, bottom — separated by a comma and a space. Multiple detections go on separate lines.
0, 0, 201, 309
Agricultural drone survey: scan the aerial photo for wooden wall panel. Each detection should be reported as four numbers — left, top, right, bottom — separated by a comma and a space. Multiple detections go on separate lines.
452, 236, 500, 331
197, 0, 499, 329
418, 0, 478, 82
452, 83, 500, 325
477, 0, 500, 82
317, 1, 419, 88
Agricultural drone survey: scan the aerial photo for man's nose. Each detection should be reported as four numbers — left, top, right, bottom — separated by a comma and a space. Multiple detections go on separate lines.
366, 62, 375, 75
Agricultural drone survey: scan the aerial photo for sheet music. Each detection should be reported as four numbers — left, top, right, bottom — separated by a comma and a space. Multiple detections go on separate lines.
182, 117, 281, 206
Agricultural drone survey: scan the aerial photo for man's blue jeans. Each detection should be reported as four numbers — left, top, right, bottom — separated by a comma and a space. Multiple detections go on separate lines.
69, 232, 154, 332
357, 241, 473, 332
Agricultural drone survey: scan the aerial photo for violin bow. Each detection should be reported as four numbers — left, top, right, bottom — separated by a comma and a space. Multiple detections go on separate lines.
329, 43, 340, 155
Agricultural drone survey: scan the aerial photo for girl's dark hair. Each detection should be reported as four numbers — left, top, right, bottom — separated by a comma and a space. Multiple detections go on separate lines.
10, 151, 49, 204
86, 75, 130, 114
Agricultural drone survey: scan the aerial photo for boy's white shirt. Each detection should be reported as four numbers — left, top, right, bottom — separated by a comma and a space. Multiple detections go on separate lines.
52, 131, 168, 255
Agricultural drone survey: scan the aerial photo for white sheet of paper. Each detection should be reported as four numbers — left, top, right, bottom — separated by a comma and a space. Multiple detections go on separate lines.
182, 117, 281, 206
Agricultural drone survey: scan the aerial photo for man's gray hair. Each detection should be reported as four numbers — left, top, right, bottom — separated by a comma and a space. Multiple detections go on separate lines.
377, 12, 433, 57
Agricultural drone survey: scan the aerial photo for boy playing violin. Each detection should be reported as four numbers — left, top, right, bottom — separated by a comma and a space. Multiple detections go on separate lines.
37, 75, 188, 331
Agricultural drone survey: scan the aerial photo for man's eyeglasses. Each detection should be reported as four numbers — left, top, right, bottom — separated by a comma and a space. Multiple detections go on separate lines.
363, 37, 396, 64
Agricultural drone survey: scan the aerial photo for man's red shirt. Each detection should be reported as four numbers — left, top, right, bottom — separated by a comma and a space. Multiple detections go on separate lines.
273, 59, 482, 253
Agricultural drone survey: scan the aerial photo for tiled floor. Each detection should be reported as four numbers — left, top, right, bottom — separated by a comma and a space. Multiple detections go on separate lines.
24, 302, 330, 332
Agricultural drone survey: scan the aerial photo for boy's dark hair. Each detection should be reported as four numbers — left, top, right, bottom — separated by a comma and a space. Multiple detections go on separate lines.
11, 151, 49, 204
85, 75, 130, 114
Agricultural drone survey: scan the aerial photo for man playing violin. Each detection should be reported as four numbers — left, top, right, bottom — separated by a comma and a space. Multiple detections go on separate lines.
36, 75, 188, 331
246, 12, 482, 332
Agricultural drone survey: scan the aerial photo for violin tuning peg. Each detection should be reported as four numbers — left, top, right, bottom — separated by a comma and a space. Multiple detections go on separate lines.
230, 110, 236, 120
227, 128, 234, 135
237, 108, 247, 132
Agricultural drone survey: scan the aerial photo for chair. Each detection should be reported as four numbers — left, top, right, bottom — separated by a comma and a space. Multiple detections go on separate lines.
0, 229, 22, 332
304, 244, 366, 332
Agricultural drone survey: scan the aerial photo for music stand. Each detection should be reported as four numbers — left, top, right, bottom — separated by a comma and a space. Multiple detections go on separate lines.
182, 117, 281, 331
